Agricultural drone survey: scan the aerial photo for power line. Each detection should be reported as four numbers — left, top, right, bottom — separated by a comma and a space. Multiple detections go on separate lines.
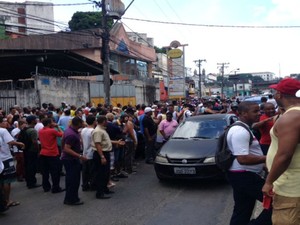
121, 21, 188, 73
122, 17, 300, 29
0, 2, 94, 7
0, 6, 69, 29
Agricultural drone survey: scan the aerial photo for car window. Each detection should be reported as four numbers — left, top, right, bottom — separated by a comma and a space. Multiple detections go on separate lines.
172, 119, 227, 139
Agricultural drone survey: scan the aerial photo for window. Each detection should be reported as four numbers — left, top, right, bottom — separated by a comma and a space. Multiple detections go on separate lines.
137, 60, 147, 77
120, 56, 136, 76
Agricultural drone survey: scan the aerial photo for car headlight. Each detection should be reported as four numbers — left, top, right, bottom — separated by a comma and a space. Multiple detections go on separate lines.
203, 157, 215, 163
155, 155, 168, 163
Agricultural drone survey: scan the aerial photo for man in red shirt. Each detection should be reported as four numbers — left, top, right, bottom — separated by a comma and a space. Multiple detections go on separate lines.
39, 118, 64, 193
252, 102, 275, 155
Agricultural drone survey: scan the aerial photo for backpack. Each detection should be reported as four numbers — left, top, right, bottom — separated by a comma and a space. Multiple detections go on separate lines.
215, 122, 253, 171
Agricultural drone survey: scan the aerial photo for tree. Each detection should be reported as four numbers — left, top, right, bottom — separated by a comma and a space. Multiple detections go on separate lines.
154, 46, 167, 54
68, 11, 113, 31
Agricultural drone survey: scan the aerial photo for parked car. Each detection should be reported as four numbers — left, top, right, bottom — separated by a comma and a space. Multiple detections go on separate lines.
243, 96, 263, 104
154, 114, 238, 180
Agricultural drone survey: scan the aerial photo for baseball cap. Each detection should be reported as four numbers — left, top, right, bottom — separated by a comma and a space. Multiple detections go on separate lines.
26, 115, 37, 124
269, 78, 300, 96
231, 102, 238, 107
144, 107, 154, 113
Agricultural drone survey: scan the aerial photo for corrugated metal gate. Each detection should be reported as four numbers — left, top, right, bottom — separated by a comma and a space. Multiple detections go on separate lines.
0, 94, 17, 113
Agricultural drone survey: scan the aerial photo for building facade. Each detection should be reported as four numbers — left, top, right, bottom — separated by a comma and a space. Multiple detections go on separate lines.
0, 1, 54, 37
251, 72, 275, 81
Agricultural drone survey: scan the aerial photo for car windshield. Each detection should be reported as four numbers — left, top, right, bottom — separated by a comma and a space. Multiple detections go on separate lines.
172, 119, 227, 139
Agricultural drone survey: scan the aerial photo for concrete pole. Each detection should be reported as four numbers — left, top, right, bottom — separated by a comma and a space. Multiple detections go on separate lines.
102, 0, 111, 106
194, 59, 206, 98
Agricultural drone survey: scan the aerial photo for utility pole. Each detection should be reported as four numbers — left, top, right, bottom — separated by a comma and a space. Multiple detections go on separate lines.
101, 0, 111, 106
217, 62, 229, 98
194, 59, 206, 98
94, 0, 125, 106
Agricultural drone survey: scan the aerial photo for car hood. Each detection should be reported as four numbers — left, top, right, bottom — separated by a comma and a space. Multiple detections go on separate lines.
159, 139, 218, 159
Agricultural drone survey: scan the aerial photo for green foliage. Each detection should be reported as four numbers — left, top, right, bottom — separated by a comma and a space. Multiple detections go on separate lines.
68, 11, 113, 31
251, 76, 265, 83
0, 25, 9, 40
154, 46, 167, 54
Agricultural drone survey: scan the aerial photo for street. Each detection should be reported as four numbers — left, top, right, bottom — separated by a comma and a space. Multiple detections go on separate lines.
1, 161, 234, 225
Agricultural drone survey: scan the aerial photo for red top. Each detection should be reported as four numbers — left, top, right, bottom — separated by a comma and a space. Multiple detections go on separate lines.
138, 110, 144, 116
259, 114, 274, 145
39, 127, 63, 157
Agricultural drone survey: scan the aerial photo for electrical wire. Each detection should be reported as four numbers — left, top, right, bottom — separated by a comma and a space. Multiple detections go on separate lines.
122, 17, 300, 29
121, 21, 187, 73
0, 2, 94, 7
0, 6, 68, 30
0, 2, 185, 76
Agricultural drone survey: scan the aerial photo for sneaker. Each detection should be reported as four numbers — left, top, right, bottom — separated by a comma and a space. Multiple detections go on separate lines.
111, 176, 119, 182
96, 194, 111, 199
104, 190, 115, 194
64, 200, 84, 206
107, 182, 116, 188
116, 173, 128, 178
52, 188, 65, 194
27, 184, 42, 189
121, 171, 129, 176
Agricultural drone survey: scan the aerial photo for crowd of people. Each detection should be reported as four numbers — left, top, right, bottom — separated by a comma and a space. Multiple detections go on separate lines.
0, 97, 232, 209
0, 77, 300, 225
225, 78, 300, 225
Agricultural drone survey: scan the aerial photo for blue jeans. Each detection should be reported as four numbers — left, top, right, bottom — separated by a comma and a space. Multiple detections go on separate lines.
62, 159, 81, 203
226, 171, 272, 225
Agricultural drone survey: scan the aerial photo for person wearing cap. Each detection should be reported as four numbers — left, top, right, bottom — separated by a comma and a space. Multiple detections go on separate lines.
21, 115, 41, 189
262, 78, 300, 225
142, 107, 157, 164
228, 102, 239, 116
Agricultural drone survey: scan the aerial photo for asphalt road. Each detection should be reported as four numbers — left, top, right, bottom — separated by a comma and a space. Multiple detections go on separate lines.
1, 161, 236, 225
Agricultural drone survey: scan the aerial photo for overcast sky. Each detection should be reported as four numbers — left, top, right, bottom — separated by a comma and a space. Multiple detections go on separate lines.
2, 0, 300, 77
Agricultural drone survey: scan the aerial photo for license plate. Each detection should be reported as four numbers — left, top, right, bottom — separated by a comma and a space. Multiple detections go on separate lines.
174, 167, 196, 174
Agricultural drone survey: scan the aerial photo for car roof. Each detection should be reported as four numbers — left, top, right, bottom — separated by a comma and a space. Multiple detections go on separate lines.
185, 114, 235, 122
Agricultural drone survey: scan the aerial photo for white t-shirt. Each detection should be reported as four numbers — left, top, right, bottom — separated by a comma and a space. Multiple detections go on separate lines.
11, 127, 21, 153
35, 122, 44, 133
227, 122, 264, 173
0, 128, 14, 161
267, 98, 278, 109
182, 110, 192, 121
81, 127, 94, 160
